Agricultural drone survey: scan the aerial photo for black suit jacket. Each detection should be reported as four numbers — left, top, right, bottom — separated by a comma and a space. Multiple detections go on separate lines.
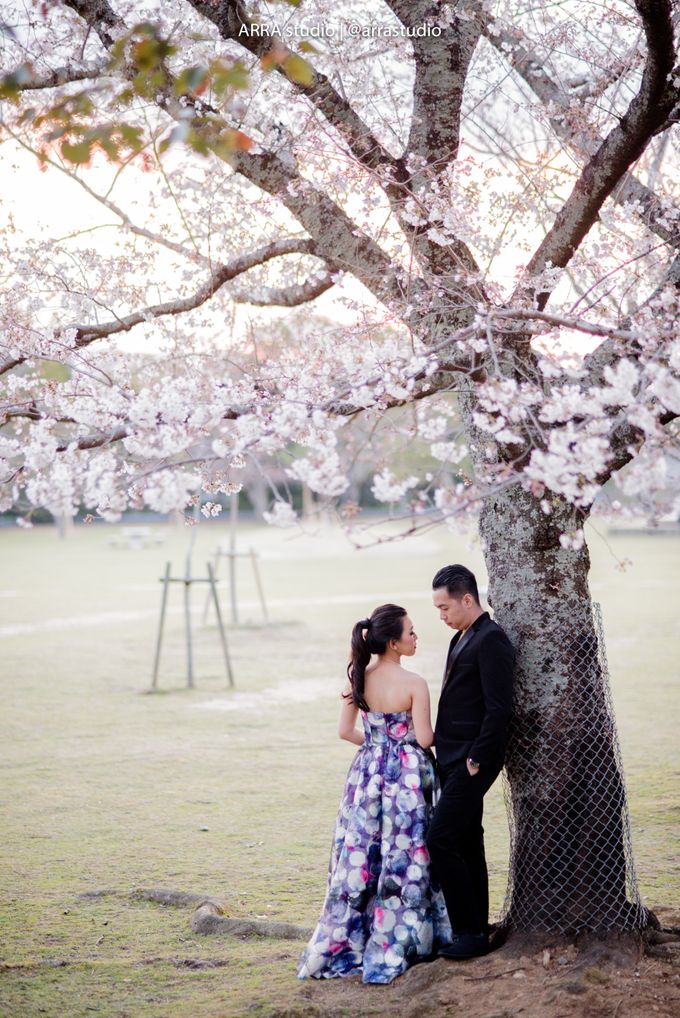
434, 611, 515, 771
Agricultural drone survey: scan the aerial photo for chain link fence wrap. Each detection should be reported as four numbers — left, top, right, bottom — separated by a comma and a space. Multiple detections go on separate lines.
500, 603, 647, 934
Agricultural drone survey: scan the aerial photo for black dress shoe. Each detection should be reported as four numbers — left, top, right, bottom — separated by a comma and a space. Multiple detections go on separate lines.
438, 933, 489, 959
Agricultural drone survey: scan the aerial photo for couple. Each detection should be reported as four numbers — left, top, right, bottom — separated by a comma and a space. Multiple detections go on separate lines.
297, 564, 515, 985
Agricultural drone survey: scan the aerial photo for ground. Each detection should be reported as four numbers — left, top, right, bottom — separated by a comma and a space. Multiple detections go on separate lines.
297, 910, 680, 1017
0, 516, 677, 1016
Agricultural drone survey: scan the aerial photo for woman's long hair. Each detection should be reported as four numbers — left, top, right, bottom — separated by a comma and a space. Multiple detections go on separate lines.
346, 604, 407, 711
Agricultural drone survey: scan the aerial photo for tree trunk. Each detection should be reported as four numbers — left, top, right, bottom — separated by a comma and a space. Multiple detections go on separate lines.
478, 485, 648, 934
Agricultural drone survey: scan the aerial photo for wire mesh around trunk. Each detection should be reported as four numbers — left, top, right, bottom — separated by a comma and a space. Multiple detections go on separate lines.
500, 603, 647, 934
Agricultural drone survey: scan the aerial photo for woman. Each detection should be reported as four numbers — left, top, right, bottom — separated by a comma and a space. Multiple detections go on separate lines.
297, 604, 452, 985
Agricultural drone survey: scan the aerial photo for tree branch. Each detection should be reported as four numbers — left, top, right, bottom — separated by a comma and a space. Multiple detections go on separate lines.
0, 239, 321, 376
56, 424, 129, 453
1, 123, 208, 266
43, 319, 488, 458
185, 0, 410, 189
485, 16, 680, 258
5, 61, 110, 91
506, 0, 678, 305
609, 171, 680, 251
194, 0, 484, 299
597, 410, 677, 485
71, 238, 321, 344
60, 0, 124, 46
383, 0, 485, 287
385, 1, 483, 179
211, 146, 414, 309
581, 249, 680, 388
56, 0, 418, 315
491, 308, 644, 343
231, 272, 335, 306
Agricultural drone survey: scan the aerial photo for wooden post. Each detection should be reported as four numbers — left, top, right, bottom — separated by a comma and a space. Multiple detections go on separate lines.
202, 545, 219, 625
208, 562, 234, 688
302, 482, 314, 519
152, 562, 171, 688
250, 548, 269, 623
229, 494, 239, 625
184, 551, 194, 689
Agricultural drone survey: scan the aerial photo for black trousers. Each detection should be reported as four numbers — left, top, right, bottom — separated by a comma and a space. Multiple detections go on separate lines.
426, 759, 501, 936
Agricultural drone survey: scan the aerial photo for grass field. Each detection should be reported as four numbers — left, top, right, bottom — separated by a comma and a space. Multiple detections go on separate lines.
0, 517, 678, 1017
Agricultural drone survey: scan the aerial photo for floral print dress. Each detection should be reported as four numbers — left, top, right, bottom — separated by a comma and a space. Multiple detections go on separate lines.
297, 710, 452, 984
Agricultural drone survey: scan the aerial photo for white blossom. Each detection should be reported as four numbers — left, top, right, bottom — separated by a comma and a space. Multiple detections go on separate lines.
430, 441, 468, 464
600, 359, 640, 407
263, 500, 298, 527
143, 471, 200, 514
559, 529, 585, 551
371, 470, 419, 504
201, 501, 223, 518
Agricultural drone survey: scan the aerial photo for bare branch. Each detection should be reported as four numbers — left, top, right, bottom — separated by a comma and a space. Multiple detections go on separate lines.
491, 308, 644, 343
71, 238, 321, 344
185, 0, 410, 189
581, 249, 680, 388
7, 61, 110, 91
498, 1, 678, 306
1, 124, 206, 265
0, 239, 321, 376
60, 0, 124, 47
56, 0, 417, 315
382, 1, 486, 288
485, 16, 680, 261
232, 272, 335, 306
597, 410, 677, 485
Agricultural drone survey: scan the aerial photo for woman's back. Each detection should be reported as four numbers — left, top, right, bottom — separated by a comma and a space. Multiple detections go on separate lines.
362, 661, 416, 713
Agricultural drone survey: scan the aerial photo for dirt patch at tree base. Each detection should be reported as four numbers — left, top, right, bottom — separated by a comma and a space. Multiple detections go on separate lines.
295, 907, 680, 1018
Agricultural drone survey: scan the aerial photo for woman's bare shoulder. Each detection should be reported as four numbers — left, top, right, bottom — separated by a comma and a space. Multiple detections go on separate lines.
400, 667, 427, 686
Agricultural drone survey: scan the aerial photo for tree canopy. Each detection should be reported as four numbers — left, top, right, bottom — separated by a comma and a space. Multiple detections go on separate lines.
1, 0, 678, 540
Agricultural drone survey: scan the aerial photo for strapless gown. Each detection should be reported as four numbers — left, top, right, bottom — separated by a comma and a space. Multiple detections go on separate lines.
297, 710, 452, 984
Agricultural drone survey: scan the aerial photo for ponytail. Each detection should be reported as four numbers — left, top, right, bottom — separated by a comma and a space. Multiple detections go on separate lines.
346, 619, 372, 711
345, 604, 407, 711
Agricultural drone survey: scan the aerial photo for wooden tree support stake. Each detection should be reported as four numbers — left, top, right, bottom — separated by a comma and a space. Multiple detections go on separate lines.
202, 546, 269, 625
151, 561, 234, 689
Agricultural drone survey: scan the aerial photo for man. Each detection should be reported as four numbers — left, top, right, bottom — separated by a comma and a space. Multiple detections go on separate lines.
427, 564, 515, 959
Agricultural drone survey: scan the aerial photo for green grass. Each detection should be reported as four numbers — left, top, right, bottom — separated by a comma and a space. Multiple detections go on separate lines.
0, 517, 678, 1016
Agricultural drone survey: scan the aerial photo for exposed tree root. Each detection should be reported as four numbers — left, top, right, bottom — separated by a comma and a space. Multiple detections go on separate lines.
78, 886, 311, 940
0, 960, 70, 972
495, 927, 643, 967
78, 888, 680, 955
190, 900, 311, 940
129, 887, 219, 908
136, 956, 230, 969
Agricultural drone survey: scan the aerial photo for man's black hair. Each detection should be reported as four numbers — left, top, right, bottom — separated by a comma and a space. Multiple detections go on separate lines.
432, 564, 480, 603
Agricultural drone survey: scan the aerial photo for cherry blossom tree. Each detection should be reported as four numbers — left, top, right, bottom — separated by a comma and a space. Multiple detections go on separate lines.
1, 0, 679, 941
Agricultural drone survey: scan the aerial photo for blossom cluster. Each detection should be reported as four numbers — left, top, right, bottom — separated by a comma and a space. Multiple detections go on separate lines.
0, 0, 678, 545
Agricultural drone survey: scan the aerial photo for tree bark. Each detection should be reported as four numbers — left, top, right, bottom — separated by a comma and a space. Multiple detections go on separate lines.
478, 486, 647, 934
